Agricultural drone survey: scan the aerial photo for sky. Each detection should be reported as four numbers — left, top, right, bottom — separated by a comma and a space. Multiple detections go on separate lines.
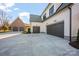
0, 3, 48, 24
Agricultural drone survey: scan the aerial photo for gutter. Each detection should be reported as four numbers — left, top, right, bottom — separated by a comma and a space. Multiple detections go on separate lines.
42, 3, 73, 22
68, 6, 72, 42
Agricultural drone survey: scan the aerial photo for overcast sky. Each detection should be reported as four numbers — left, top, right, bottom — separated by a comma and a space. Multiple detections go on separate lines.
0, 3, 48, 24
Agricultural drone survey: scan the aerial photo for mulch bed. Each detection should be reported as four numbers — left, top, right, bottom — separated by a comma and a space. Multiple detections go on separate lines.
69, 41, 79, 49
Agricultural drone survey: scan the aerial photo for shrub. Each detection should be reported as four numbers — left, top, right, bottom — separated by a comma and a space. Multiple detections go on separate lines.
1, 25, 8, 32
22, 28, 31, 34
22, 31, 27, 34
28, 28, 31, 33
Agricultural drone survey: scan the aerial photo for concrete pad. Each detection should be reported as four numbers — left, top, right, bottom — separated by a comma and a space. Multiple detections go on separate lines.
0, 33, 78, 56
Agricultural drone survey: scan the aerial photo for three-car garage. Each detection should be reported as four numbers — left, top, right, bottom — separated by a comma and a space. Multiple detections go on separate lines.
32, 21, 64, 38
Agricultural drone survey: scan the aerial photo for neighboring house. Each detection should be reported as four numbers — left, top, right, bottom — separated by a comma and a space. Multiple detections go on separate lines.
10, 17, 25, 31
10, 17, 31, 32
30, 3, 79, 41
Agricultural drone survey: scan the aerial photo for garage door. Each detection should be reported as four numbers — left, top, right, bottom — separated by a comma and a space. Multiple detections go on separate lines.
47, 21, 64, 38
33, 26, 40, 33
19, 27, 24, 31
13, 27, 18, 31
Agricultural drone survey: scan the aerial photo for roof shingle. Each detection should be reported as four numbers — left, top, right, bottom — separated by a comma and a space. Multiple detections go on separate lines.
30, 14, 42, 22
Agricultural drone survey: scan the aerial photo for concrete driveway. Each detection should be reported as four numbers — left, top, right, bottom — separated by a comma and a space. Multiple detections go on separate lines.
0, 33, 78, 56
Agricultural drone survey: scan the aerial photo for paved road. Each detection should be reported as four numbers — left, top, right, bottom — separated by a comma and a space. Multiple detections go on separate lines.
0, 33, 78, 56
0, 32, 21, 39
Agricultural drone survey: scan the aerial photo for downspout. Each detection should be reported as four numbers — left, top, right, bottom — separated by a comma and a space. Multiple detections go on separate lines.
68, 6, 72, 42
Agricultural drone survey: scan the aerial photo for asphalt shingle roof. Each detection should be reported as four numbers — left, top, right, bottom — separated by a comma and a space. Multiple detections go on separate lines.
30, 14, 42, 22
30, 3, 73, 22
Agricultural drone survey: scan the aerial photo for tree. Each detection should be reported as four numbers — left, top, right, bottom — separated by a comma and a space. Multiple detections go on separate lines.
2, 19, 9, 32
1, 25, 8, 32
0, 14, 10, 32
0, 9, 12, 32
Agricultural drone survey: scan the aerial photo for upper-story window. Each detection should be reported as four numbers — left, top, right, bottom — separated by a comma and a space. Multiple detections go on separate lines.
43, 13, 46, 21
49, 5, 54, 16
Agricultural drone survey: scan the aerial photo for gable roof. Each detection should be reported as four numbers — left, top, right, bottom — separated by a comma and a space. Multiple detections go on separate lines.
10, 17, 25, 27
30, 14, 42, 22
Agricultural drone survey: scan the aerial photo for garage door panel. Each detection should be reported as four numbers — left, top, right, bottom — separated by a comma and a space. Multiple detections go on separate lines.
13, 27, 18, 31
33, 26, 40, 33
47, 21, 64, 38
19, 27, 24, 31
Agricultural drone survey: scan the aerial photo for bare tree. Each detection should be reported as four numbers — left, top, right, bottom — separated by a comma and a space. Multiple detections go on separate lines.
0, 9, 11, 32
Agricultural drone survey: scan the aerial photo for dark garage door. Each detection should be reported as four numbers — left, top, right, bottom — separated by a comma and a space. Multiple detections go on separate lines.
33, 26, 40, 33
13, 27, 18, 31
19, 27, 24, 31
47, 21, 64, 38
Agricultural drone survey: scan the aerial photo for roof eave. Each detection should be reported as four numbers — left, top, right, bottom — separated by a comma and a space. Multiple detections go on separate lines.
42, 3, 73, 22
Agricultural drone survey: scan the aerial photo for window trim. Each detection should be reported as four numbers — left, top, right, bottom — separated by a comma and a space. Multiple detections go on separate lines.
43, 13, 46, 20
49, 5, 54, 16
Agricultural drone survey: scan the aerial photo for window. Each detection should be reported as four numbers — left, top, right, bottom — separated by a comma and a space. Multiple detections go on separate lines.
49, 5, 54, 16
43, 13, 46, 21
